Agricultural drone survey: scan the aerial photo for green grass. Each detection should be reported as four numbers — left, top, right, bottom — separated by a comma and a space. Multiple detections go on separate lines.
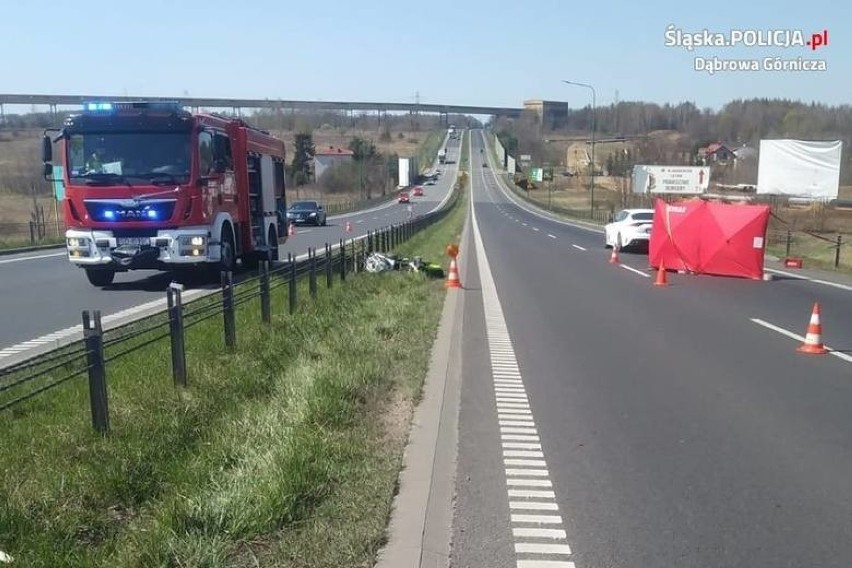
415, 130, 445, 173
459, 130, 469, 172
766, 229, 852, 273
0, 191, 467, 567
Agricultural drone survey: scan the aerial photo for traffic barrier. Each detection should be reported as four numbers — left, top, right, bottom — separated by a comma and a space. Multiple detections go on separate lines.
0, 148, 464, 432
797, 302, 828, 355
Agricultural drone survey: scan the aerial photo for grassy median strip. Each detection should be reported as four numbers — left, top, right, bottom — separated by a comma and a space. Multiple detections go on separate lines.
0, 191, 467, 566
415, 130, 445, 172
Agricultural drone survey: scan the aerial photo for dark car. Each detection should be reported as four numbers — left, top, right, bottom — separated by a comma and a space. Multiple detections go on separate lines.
286, 200, 327, 226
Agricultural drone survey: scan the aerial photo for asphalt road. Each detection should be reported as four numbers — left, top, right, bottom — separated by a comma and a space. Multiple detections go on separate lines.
451, 130, 852, 567
0, 133, 460, 353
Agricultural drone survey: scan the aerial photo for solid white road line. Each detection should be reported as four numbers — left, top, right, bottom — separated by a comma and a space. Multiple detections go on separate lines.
620, 264, 652, 278
765, 267, 852, 292
750, 318, 852, 363
0, 252, 67, 264
571, 244, 586, 251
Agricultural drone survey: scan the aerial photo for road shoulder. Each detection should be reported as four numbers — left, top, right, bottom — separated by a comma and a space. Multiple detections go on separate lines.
374, 208, 471, 568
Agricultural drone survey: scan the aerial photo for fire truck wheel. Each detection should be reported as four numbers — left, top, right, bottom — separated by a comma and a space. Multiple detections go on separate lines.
85, 268, 115, 287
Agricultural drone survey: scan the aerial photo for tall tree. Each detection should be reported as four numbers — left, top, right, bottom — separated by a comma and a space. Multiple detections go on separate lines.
292, 132, 315, 186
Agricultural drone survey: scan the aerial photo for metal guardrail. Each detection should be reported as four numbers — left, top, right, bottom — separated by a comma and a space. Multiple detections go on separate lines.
0, 186, 461, 431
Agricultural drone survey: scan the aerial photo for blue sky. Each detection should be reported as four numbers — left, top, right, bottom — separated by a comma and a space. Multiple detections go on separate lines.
1, 0, 848, 112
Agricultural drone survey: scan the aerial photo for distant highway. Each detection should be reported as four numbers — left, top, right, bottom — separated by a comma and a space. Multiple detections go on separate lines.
451, 129, 852, 567
0, 133, 462, 364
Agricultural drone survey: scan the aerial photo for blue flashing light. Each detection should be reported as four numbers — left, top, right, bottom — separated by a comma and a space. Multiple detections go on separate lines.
84, 102, 114, 112
146, 209, 158, 219
103, 210, 115, 220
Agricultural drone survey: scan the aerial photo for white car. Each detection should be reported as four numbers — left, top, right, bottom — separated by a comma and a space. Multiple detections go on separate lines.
604, 208, 654, 250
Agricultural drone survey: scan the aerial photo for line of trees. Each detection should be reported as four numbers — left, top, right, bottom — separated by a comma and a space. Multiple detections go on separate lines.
491, 97, 852, 184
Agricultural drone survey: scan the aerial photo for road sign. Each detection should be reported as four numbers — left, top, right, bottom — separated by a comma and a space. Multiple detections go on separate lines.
520, 154, 532, 162
528, 168, 543, 183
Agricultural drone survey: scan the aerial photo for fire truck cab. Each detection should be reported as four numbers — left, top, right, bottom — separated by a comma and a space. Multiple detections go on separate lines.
41, 101, 287, 287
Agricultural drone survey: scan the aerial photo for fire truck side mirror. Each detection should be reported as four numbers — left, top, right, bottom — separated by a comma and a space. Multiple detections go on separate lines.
41, 135, 53, 164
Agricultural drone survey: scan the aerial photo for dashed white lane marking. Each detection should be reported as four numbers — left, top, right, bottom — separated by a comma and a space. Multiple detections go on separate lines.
356, 219, 365, 224
0, 252, 67, 265
548, 234, 556, 239
532, 227, 540, 232
751, 318, 852, 363
620, 264, 651, 278
514, 528, 567, 539
571, 244, 586, 251
471, 180, 577, 567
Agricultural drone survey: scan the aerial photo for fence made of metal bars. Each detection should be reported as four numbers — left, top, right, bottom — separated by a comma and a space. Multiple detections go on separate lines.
0, 186, 461, 432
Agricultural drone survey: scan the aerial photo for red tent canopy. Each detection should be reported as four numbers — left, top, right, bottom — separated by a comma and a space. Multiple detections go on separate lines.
649, 198, 770, 279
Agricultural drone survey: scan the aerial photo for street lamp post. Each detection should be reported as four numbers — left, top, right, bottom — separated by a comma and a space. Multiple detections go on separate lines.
562, 80, 596, 218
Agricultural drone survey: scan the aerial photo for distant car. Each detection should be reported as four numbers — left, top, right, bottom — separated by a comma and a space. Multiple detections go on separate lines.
482, 162, 488, 168
287, 200, 327, 226
604, 208, 654, 250
398, 192, 410, 203
413, 186, 424, 197
425, 180, 435, 186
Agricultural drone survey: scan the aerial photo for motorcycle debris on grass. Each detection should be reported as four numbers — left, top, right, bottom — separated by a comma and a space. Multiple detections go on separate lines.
363, 252, 445, 279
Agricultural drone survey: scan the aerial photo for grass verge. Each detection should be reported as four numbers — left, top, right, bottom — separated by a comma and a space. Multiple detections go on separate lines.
0, 190, 467, 566
415, 130, 445, 173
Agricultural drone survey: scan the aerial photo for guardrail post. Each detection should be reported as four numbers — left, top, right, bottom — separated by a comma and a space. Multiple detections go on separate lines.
221, 271, 236, 350
309, 248, 318, 298
260, 260, 271, 325
835, 234, 842, 268
340, 239, 346, 281
167, 283, 187, 387
83, 310, 109, 434
785, 230, 792, 258
288, 253, 297, 315
325, 243, 333, 289
29, 221, 35, 244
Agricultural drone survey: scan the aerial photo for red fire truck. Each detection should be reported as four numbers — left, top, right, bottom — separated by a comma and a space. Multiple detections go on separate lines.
41, 101, 287, 286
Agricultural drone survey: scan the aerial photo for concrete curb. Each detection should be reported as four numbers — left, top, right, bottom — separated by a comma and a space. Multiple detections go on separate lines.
374, 199, 471, 568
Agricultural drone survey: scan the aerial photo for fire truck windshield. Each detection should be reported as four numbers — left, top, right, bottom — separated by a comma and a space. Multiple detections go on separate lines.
67, 131, 191, 186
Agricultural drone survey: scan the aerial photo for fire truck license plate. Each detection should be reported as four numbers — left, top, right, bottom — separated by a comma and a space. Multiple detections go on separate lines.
116, 237, 150, 246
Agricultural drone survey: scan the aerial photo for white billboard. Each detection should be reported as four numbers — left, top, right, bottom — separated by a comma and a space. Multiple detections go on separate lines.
756, 139, 842, 199
632, 165, 710, 194
507, 156, 516, 175
398, 157, 411, 188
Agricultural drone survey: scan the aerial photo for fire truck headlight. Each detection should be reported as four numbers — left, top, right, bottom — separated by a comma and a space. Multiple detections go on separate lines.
67, 237, 88, 248
190, 236, 205, 246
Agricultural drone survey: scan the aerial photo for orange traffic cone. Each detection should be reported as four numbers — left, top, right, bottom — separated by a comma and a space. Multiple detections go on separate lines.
446, 258, 462, 289
288, 223, 296, 236
609, 246, 620, 264
797, 302, 828, 354
345, 221, 352, 233
654, 260, 668, 287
